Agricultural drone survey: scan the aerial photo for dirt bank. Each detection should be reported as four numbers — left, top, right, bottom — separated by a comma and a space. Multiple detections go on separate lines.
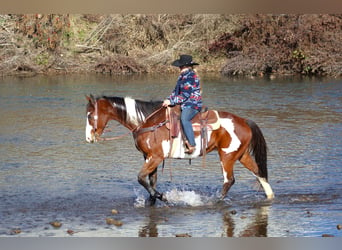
1, 14, 341, 78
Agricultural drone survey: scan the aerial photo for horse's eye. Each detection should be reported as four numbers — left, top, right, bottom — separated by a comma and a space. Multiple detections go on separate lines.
87, 114, 92, 120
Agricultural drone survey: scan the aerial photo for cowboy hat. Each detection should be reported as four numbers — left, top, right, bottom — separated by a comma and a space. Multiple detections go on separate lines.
171, 54, 199, 67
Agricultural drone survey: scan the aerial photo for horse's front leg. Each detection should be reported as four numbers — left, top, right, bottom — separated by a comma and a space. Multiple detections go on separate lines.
148, 168, 159, 205
149, 166, 158, 189
138, 156, 167, 205
143, 155, 159, 204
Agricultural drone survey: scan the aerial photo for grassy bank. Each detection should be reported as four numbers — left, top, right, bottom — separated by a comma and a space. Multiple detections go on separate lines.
0, 14, 341, 78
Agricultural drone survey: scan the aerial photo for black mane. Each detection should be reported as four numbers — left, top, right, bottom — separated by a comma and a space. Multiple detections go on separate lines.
134, 98, 163, 117
101, 96, 162, 124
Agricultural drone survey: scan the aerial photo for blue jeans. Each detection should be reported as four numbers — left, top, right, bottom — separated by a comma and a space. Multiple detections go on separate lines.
180, 107, 199, 147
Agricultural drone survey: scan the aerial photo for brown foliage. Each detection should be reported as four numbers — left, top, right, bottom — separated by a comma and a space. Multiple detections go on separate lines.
216, 14, 342, 77
0, 14, 72, 75
1, 14, 341, 77
15, 14, 71, 51
95, 55, 147, 74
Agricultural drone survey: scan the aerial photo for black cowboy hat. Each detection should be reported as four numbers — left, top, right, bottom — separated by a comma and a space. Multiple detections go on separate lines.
171, 54, 199, 67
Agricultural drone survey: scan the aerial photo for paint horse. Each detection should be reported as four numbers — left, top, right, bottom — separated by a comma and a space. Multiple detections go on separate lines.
85, 95, 274, 205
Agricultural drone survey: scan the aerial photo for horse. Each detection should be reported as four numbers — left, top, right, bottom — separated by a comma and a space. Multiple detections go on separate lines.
85, 95, 274, 205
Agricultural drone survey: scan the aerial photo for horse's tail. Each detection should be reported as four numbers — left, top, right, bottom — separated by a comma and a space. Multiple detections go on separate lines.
246, 119, 268, 181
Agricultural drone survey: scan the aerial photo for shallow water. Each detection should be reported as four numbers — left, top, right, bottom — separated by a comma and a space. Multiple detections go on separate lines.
0, 74, 341, 237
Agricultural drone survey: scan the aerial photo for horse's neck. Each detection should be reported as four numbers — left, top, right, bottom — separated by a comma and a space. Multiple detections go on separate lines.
120, 117, 144, 131
110, 97, 148, 131
110, 108, 142, 132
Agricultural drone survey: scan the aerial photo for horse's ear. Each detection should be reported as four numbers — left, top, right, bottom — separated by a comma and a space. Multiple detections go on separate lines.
86, 95, 95, 104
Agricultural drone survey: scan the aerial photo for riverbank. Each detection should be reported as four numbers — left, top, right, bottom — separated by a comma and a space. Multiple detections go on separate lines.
1, 14, 341, 78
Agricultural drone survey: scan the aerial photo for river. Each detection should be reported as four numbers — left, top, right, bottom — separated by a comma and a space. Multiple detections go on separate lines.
0, 73, 341, 237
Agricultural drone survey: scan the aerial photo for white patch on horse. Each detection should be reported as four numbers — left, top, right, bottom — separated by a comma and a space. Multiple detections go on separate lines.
221, 161, 229, 183
146, 138, 151, 149
220, 118, 241, 154
190, 136, 203, 157
162, 140, 171, 158
168, 133, 203, 159
124, 97, 145, 126
257, 177, 275, 199
145, 156, 152, 163
85, 112, 93, 142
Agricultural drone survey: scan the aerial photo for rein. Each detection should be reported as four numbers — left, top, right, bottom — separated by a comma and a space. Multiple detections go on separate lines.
133, 120, 169, 135
97, 130, 132, 141
97, 123, 132, 141
132, 106, 168, 135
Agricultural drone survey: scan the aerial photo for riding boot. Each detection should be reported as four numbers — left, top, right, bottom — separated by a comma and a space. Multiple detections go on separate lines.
184, 140, 196, 154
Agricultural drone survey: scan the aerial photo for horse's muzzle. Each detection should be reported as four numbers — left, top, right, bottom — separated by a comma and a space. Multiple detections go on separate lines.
86, 136, 95, 143
86, 131, 97, 143
86, 130, 103, 143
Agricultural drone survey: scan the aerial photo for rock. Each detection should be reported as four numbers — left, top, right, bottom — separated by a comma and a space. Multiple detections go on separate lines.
106, 218, 114, 225
50, 221, 62, 228
67, 229, 75, 235
337, 224, 342, 230
106, 218, 123, 226
306, 210, 313, 217
111, 209, 119, 215
175, 233, 191, 237
230, 210, 237, 215
11, 228, 21, 235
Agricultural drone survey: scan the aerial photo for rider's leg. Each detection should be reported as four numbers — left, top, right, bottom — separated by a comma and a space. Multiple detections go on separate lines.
180, 107, 198, 153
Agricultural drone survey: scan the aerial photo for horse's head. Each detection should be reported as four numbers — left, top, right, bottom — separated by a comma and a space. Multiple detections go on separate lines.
85, 95, 110, 143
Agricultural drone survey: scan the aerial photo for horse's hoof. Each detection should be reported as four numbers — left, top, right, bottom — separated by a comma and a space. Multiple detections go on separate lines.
266, 193, 275, 199
160, 193, 168, 202
149, 195, 157, 206
154, 192, 168, 203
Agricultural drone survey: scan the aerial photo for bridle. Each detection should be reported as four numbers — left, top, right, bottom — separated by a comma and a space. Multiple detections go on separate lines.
93, 99, 99, 132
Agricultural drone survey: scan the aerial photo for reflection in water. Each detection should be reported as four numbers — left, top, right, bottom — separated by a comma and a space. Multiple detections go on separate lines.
238, 206, 269, 237
223, 205, 269, 237
138, 209, 159, 237
138, 204, 270, 237
223, 209, 235, 237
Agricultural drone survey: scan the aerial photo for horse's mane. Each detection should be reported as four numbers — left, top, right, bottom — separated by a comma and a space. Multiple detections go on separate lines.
101, 96, 162, 124
134, 98, 163, 116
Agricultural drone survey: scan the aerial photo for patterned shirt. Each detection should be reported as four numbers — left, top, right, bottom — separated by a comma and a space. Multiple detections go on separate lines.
168, 69, 202, 111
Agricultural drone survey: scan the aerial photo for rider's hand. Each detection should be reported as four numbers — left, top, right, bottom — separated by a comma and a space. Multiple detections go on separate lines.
162, 99, 171, 107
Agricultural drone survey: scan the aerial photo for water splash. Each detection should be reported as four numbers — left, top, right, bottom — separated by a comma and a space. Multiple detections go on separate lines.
133, 188, 147, 208
133, 188, 218, 207
165, 189, 205, 206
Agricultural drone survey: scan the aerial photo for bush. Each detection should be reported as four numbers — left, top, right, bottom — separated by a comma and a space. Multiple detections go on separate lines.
217, 14, 342, 77
15, 14, 71, 51
1, 14, 341, 77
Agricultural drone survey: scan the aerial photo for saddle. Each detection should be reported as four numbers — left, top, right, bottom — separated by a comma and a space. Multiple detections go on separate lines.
166, 105, 220, 138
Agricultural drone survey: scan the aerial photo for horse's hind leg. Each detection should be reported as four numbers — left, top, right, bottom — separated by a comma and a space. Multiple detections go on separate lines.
239, 151, 274, 199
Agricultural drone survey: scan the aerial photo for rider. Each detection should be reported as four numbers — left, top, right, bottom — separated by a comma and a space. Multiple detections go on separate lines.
162, 54, 202, 154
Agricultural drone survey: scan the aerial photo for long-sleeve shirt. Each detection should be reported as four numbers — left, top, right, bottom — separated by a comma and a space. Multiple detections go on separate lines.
168, 68, 202, 111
